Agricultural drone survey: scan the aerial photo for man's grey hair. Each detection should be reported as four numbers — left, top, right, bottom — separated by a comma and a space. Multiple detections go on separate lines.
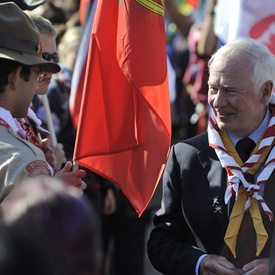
25, 11, 57, 37
208, 37, 275, 93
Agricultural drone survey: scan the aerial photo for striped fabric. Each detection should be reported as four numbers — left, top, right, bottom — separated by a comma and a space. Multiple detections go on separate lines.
208, 104, 275, 222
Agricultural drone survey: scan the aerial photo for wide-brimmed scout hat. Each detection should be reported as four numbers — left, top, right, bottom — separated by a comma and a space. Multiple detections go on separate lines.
0, 2, 60, 73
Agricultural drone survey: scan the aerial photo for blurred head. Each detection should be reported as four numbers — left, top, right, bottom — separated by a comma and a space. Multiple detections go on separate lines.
58, 26, 82, 73
0, 221, 54, 275
208, 38, 275, 137
2, 177, 100, 275
25, 12, 58, 95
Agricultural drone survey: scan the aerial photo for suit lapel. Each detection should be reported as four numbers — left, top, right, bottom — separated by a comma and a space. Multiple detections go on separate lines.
198, 148, 229, 235
255, 168, 275, 257
264, 169, 275, 213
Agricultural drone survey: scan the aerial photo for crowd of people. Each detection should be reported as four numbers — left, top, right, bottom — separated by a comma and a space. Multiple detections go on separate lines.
0, 0, 153, 274
149, 1, 275, 275
1, 0, 275, 274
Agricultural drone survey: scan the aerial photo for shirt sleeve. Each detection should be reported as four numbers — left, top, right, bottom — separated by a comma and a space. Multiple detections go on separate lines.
196, 254, 208, 275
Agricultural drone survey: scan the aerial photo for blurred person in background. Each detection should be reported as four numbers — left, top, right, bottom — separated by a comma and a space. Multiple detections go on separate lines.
0, 220, 54, 275
23, 11, 68, 172
1, 177, 102, 275
31, 25, 82, 161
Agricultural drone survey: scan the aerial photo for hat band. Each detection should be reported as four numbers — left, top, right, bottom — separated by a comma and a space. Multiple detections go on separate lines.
0, 31, 39, 55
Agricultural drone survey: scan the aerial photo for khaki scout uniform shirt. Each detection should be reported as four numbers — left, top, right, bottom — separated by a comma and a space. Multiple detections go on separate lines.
0, 107, 50, 203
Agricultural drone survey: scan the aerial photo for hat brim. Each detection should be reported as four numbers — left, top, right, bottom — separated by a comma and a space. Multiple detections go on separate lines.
0, 47, 60, 73
27, 0, 46, 10
0, 0, 46, 10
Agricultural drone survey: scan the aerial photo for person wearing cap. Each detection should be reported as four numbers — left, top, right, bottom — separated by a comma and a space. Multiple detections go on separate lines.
19, 12, 68, 172
0, 0, 63, 172
0, 2, 86, 202
29, 14, 79, 161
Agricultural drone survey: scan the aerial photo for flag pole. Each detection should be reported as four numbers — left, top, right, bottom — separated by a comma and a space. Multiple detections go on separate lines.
72, 160, 79, 171
42, 94, 57, 146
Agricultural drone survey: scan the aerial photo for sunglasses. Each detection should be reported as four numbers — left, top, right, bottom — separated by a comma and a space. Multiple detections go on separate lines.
42, 52, 59, 63
29, 68, 47, 83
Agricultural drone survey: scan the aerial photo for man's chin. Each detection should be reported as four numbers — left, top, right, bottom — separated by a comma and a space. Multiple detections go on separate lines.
216, 122, 230, 132
36, 90, 48, 96
37, 82, 50, 95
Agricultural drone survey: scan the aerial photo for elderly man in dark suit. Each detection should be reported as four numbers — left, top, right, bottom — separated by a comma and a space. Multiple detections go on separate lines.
148, 38, 275, 275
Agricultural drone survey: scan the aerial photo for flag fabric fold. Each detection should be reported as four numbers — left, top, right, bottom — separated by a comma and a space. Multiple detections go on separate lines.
73, 0, 171, 215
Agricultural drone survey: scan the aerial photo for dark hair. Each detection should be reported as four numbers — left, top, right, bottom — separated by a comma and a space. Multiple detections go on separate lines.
0, 221, 54, 275
0, 59, 31, 94
2, 178, 101, 275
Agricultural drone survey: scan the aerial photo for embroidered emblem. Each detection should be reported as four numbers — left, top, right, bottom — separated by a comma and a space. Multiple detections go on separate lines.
26, 160, 48, 172
135, 0, 164, 17
214, 205, 222, 214
212, 196, 222, 214
212, 196, 219, 206
29, 167, 50, 177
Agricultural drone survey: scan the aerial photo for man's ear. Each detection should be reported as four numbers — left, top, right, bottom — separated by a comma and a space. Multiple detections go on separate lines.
261, 80, 273, 104
8, 65, 22, 91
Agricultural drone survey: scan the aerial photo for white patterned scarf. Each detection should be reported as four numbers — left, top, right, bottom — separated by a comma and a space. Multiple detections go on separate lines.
208, 97, 275, 222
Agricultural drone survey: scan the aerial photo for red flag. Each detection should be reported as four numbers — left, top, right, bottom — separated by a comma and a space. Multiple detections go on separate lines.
74, 0, 171, 216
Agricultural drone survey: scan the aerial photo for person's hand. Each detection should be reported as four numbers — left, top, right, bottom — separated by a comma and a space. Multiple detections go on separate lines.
242, 258, 269, 275
102, 189, 116, 215
53, 143, 67, 171
41, 138, 57, 169
200, 254, 240, 275
55, 161, 87, 191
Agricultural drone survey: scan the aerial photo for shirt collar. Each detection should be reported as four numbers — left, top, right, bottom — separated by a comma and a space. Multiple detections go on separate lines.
228, 107, 271, 147
0, 107, 22, 134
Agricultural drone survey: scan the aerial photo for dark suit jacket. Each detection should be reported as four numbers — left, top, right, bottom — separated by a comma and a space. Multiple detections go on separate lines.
147, 132, 275, 275
268, 227, 275, 275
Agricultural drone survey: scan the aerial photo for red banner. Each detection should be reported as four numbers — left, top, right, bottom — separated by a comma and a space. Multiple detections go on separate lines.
73, 0, 171, 215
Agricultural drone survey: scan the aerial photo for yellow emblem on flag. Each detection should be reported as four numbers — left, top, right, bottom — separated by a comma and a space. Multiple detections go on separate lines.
135, 0, 164, 17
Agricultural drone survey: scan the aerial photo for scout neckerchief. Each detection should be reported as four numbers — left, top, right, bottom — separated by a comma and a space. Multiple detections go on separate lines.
0, 118, 17, 135
17, 117, 40, 147
17, 107, 49, 148
27, 106, 49, 136
1, 117, 39, 147
208, 106, 275, 258
0, 107, 54, 177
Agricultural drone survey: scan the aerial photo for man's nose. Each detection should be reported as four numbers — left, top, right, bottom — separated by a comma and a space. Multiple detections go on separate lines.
213, 90, 227, 108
